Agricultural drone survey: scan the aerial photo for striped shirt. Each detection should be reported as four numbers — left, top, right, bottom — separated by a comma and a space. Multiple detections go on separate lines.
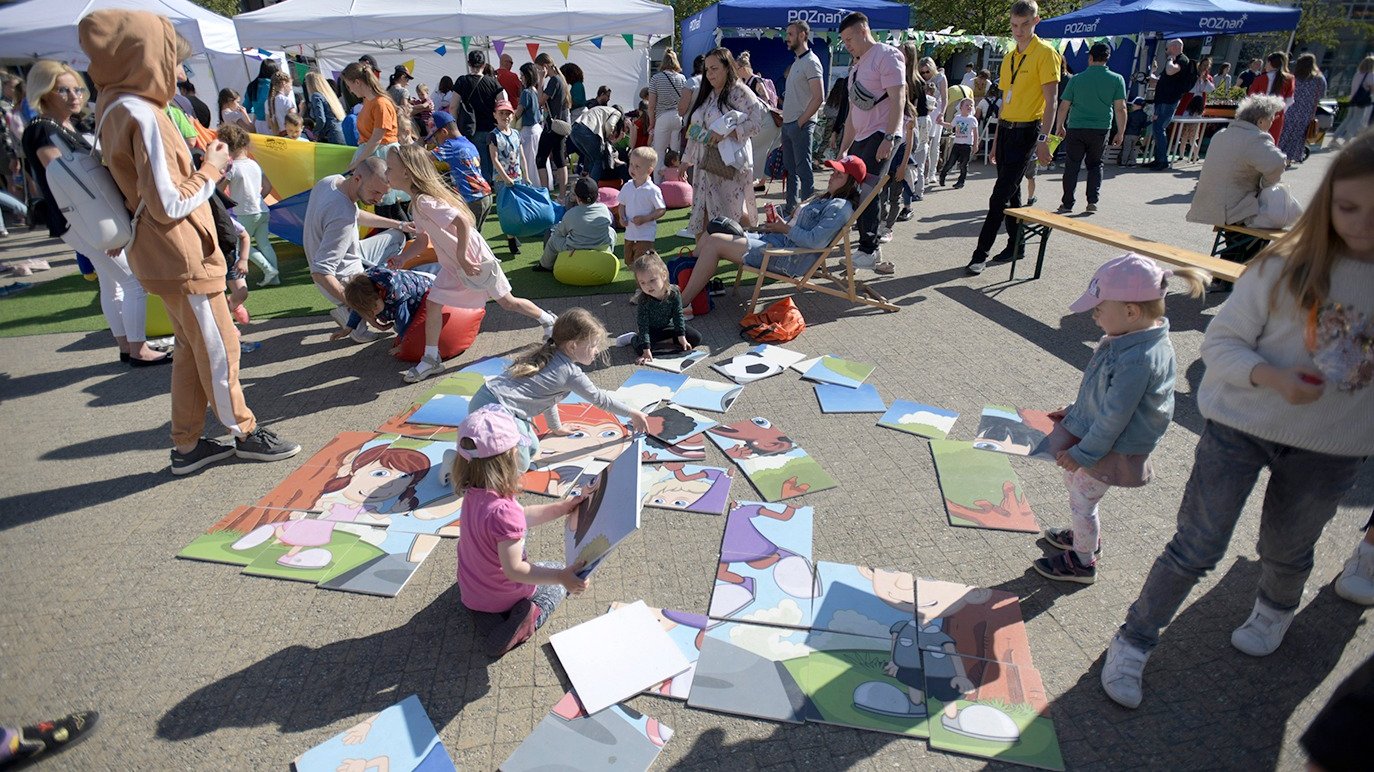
649, 70, 688, 116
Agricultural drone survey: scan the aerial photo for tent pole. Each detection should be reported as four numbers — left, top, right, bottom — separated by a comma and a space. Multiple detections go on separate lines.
1284, 28, 1295, 56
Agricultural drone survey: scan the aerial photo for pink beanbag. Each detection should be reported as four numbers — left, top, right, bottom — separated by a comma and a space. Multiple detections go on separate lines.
661, 180, 693, 209
394, 301, 486, 363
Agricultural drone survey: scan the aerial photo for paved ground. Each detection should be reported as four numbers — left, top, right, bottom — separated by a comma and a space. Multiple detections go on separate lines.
1, 147, 1369, 771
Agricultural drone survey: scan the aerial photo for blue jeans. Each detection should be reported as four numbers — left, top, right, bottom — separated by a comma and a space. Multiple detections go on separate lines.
1119, 421, 1366, 652
472, 130, 493, 181
1151, 101, 1179, 166
780, 120, 816, 216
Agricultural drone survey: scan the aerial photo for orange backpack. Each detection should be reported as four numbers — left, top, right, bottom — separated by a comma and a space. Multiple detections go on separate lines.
740, 297, 805, 343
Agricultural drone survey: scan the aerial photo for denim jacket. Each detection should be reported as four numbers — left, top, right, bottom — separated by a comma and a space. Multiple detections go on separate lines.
1062, 320, 1176, 467
756, 197, 854, 275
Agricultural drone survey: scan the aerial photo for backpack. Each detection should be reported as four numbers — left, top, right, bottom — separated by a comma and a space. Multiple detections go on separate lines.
44, 95, 145, 252
740, 297, 805, 344
749, 75, 779, 109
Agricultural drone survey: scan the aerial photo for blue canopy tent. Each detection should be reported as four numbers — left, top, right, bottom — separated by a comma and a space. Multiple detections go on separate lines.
680, 0, 910, 68
1037, 0, 1301, 39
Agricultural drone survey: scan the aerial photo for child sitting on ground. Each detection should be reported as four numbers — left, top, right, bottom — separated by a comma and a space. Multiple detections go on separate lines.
662, 150, 685, 183
537, 176, 616, 272
454, 404, 590, 657
1033, 254, 1209, 585
619, 146, 666, 276
283, 112, 308, 141
333, 266, 434, 351
615, 252, 702, 365
217, 124, 279, 286
469, 308, 651, 472
385, 144, 557, 383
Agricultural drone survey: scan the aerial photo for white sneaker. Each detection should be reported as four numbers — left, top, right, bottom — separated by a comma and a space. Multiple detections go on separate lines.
329, 306, 351, 327
852, 248, 882, 268
260, 268, 281, 286
1230, 599, 1296, 657
614, 332, 637, 347
676, 227, 695, 239
1335, 543, 1374, 605
349, 328, 381, 344
404, 354, 444, 383
1100, 634, 1150, 709
878, 228, 894, 244
541, 314, 557, 341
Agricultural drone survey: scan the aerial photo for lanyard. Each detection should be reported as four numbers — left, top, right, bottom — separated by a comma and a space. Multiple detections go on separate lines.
1009, 50, 1028, 86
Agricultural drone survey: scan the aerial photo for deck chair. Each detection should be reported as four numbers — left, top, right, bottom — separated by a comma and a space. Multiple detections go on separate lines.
729, 174, 899, 314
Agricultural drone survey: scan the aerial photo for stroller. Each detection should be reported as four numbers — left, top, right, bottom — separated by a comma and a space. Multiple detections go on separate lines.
1302, 100, 1338, 161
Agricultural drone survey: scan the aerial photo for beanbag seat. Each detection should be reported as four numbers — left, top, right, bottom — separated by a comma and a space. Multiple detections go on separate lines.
496, 182, 557, 239
145, 294, 174, 337
394, 302, 486, 363
661, 180, 693, 209
553, 248, 619, 286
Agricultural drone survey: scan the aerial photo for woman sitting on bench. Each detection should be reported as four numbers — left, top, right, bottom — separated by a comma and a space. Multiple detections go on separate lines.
678, 156, 866, 310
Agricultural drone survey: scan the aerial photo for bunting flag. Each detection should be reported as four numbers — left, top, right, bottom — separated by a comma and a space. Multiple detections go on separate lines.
402, 59, 415, 74
527, 43, 540, 61
435, 44, 447, 56
622, 34, 634, 48
461, 36, 470, 55
557, 40, 571, 59
257, 48, 272, 57
494, 40, 506, 58
590, 36, 603, 49
249, 135, 356, 201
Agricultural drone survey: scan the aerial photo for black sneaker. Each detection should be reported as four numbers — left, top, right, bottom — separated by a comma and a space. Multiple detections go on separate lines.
988, 248, 1024, 264
896, 207, 914, 222
1033, 550, 1098, 585
708, 278, 727, 296
531, 264, 553, 273
1044, 527, 1102, 555
6, 711, 99, 766
1086, 202, 1098, 213
1055, 204, 1073, 214
170, 438, 235, 475
234, 426, 302, 462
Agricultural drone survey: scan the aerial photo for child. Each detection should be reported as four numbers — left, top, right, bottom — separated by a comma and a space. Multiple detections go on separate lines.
469, 308, 651, 472
1120, 97, 1149, 167
490, 95, 525, 255
333, 265, 434, 348
662, 150, 685, 184
217, 125, 280, 285
939, 98, 979, 188
619, 146, 666, 277
385, 144, 556, 383
429, 111, 493, 229
206, 188, 258, 352
409, 83, 435, 136
1101, 135, 1374, 710
282, 112, 308, 141
538, 176, 616, 272
1032, 254, 1210, 586
266, 70, 294, 136
395, 103, 417, 146
616, 252, 702, 365
454, 404, 590, 657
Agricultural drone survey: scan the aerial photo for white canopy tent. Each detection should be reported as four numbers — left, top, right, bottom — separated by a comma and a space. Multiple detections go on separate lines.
0, 0, 257, 101
233, 0, 675, 114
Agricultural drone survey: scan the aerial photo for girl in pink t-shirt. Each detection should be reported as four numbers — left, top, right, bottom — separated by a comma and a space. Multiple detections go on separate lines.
454, 404, 590, 657
385, 144, 558, 383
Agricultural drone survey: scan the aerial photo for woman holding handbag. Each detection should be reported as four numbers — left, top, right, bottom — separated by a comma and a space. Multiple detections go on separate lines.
682, 47, 767, 240
1332, 55, 1373, 146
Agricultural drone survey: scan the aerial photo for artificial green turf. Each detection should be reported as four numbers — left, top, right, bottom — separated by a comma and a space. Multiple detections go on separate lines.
0, 206, 703, 338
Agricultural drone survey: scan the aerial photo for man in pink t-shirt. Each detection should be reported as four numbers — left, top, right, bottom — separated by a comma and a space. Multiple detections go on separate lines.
838, 11, 906, 274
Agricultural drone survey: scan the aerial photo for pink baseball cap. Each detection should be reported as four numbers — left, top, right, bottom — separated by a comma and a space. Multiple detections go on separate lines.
494, 94, 515, 114
455, 404, 528, 460
1069, 253, 1172, 313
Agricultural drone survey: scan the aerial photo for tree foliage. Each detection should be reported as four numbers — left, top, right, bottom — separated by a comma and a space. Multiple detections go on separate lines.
189, 0, 242, 19
910, 0, 1089, 37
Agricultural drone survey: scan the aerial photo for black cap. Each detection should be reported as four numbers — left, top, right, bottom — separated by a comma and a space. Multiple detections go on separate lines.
1089, 42, 1111, 60
359, 54, 379, 70
468, 50, 485, 68
393, 64, 412, 78
573, 175, 598, 202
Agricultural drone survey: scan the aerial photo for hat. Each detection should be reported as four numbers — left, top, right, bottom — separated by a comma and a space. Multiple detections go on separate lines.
426, 111, 456, 141
456, 404, 528, 460
358, 54, 380, 71
1131, 96, 1147, 106
822, 155, 867, 185
468, 50, 486, 68
494, 94, 514, 113
392, 64, 412, 79
573, 175, 599, 202
1069, 253, 1172, 313
1089, 42, 1112, 60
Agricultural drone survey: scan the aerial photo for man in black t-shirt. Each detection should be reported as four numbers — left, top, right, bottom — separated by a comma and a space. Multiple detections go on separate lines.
452, 51, 505, 180
1147, 38, 1195, 170
1237, 59, 1263, 91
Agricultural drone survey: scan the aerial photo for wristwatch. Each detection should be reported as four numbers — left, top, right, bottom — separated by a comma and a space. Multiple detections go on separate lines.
1037, 133, 1049, 143
885, 133, 900, 142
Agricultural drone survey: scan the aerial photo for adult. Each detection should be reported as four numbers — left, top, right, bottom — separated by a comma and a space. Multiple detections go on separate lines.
1053, 42, 1126, 214
678, 156, 866, 306
973, 69, 992, 101
495, 53, 522, 106
1184, 95, 1286, 227
678, 55, 706, 123
534, 53, 572, 200
358, 54, 381, 81
21, 60, 162, 365
961, 63, 977, 89
1332, 55, 1374, 146
244, 58, 280, 133
965, 1, 1058, 275
682, 46, 767, 242
561, 63, 589, 120
1247, 52, 1293, 144
837, 11, 905, 273
590, 85, 612, 109
1278, 53, 1326, 164
304, 72, 346, 145
177, 79, 211, 127
79, 9, 300, 472
436, 75, 456, 118
1237, 58, 1263, 91
303, 157, 411, 337
1147, 38, 1194, 171
570, 103, 629, 182
1215, 62, 1233, 92
386, 65, 412, 108
899, 43, 931, 208
647, 50, 688, 179
780, 19, 825, 218
341, 61, 396, 171
514, 63, 544, 184
735, 51, 780, 190
918, 57, 947, 183
453, 51, 504, 180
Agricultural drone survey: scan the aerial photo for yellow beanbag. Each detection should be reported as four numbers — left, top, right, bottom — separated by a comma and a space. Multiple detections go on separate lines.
146, 294, 175, 338
553, 249, 619, 286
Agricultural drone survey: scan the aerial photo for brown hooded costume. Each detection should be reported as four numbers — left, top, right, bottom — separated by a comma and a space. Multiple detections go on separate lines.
80, 9, 256, 448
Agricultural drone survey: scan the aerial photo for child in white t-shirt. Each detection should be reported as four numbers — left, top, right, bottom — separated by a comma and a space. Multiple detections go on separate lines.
619, 146, 666, 299
216, 124, 280, 285
939, 98, 979, 188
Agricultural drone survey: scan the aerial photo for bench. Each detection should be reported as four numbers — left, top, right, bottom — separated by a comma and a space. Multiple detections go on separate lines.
1210, 223, 1285, 262
1003, 207, 1247, 284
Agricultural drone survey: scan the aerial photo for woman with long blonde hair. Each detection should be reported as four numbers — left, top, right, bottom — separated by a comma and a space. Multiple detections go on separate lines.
304, 72, 345, 145
384, 144, 556, 382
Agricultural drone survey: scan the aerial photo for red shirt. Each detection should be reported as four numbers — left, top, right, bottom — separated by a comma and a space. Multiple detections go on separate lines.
496, 68, 522, 106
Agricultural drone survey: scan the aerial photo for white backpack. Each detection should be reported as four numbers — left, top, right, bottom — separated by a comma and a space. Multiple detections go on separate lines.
44, 96, 144, 252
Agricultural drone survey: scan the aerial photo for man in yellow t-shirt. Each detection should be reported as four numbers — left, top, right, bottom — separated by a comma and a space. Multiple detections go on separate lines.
967, 0, 1061, 274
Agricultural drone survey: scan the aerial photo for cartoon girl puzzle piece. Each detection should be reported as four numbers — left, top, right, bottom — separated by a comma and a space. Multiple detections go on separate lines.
710, 502, 820, 626
973, 405, 1055, 460
671, 377, 742, 414
645, 404, 719, 448
640, 464, 732, 516
531, 402, 633, 469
